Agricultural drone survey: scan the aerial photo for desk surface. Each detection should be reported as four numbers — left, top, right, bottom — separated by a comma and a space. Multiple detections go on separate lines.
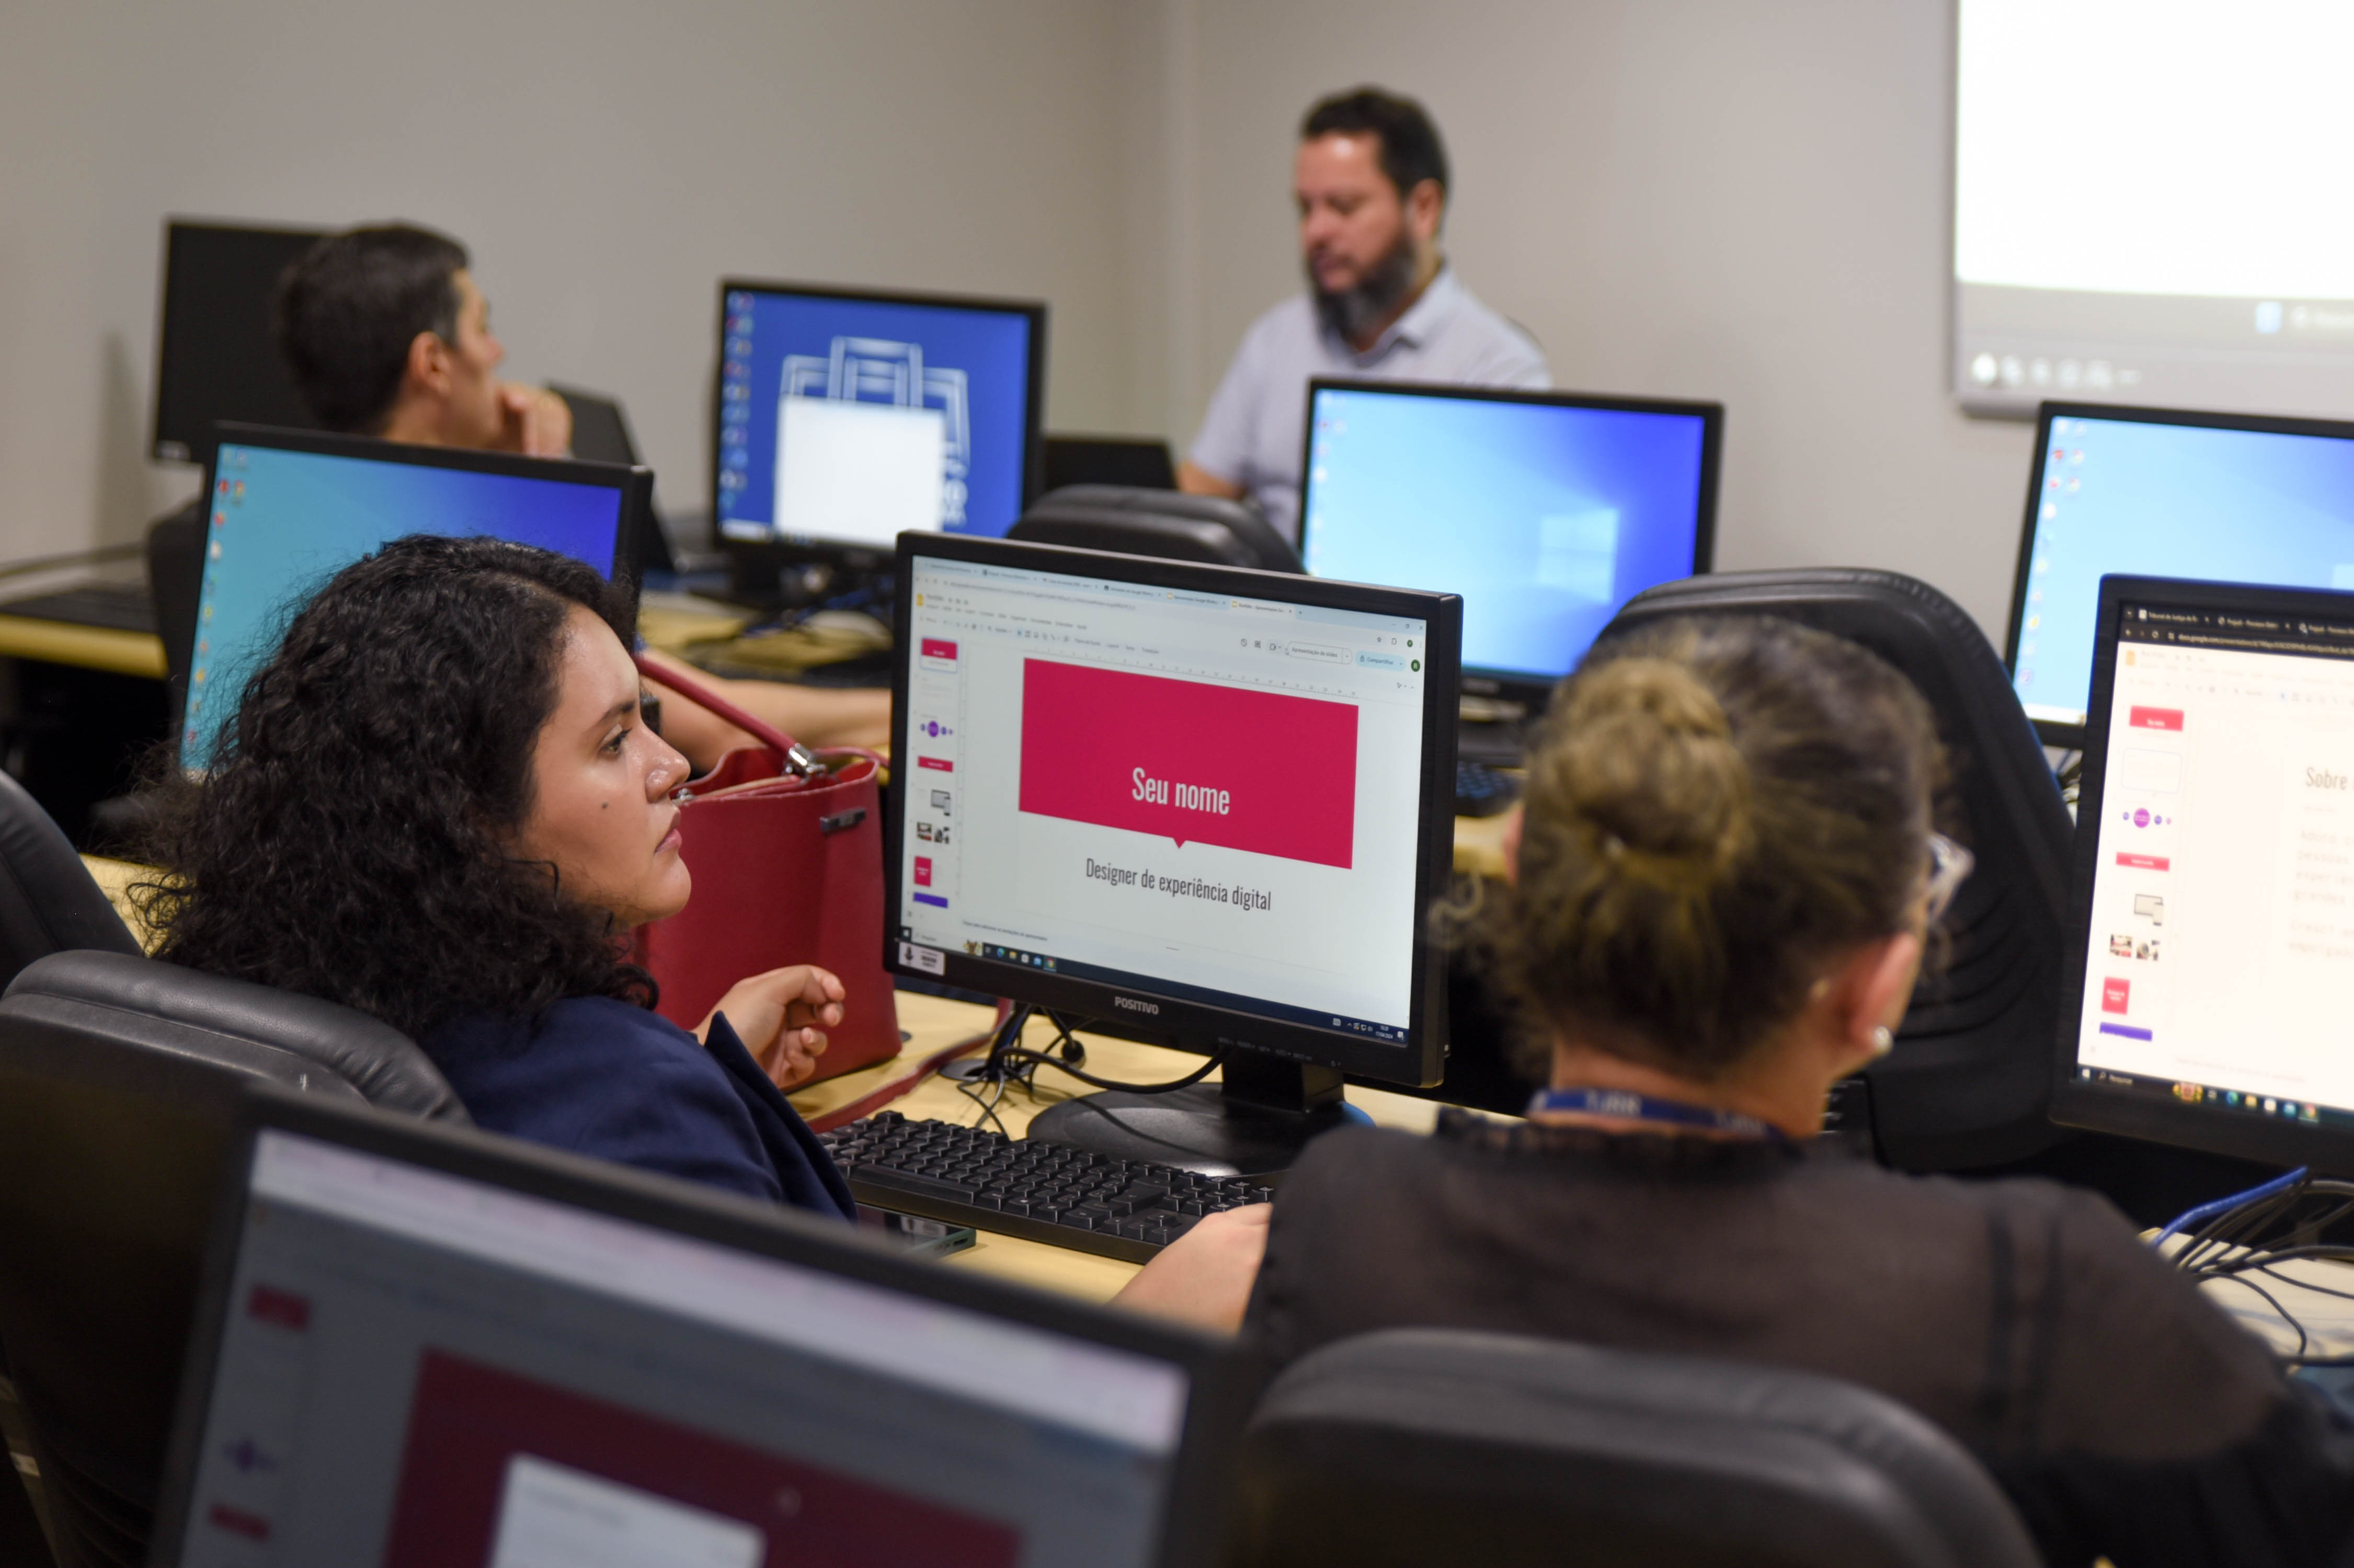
0, 613, 166, 679
72, 857, 2354, 1350
789, 991, 1446, 1304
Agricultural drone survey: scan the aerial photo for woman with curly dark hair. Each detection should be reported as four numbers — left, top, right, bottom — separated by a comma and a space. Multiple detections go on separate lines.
138, 534, 853, 1215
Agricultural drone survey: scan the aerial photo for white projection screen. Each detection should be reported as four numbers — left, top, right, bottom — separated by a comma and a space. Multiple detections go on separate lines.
1955, 2, 2354, 420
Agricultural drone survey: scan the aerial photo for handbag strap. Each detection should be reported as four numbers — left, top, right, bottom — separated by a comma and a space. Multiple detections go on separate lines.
632, 653, 822, 776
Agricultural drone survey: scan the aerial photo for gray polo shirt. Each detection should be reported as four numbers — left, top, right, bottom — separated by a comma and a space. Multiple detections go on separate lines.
1187, 266, 1550, 541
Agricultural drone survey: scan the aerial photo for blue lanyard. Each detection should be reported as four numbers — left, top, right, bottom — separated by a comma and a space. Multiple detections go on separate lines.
1527, 1086, 1788, 1143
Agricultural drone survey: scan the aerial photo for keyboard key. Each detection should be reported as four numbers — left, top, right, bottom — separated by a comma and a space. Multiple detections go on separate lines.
852, 1166, 979, 1203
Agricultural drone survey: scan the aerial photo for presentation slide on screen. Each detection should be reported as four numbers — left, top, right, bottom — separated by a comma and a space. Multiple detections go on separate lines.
1300, 387, 1706, 682
897, 558, 1429, 1040
2012, 416, 2354, 726
189, 443, 623, 762
383, 1353, 1016, 1568
1954, 1, 2354, 418
2076, 619, 2354, 1117
715, 289, 1034, 543
176, 1132, 1182, 1568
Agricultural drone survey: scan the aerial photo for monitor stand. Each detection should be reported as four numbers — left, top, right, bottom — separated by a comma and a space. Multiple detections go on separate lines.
1024, 1052, 1356, 1181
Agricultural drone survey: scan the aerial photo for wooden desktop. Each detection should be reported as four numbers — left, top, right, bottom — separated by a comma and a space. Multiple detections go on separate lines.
789, 991, 1448, 1302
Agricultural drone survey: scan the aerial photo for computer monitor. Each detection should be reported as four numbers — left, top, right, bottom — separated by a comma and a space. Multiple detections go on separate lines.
712, 280, 1045, 567
151, 220, 326, 463
1297, 380, 1720, 703
151, 1090, 1247, 1568
187, 424, 649, 764
887, 533, 1461, 1174
2006, 402, 2354, 746
2053, 575, 2354, 1174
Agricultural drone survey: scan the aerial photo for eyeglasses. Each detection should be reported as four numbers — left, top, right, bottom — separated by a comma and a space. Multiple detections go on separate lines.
1924, 831, 1974, 926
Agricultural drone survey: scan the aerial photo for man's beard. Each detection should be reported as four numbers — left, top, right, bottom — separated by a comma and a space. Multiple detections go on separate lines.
1311, 230, 1420, 344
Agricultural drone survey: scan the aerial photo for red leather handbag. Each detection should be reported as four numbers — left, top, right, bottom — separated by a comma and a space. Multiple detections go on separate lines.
630, 656, 901, 1086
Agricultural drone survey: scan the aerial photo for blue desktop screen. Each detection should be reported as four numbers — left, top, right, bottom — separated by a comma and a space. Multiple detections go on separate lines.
714, 287, 1036, 546
187, 442, 625, 762
1300, 386, 1711, 681
2013, 414, 2354, 726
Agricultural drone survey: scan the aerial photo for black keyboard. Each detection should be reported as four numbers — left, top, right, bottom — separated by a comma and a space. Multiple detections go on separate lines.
1454, 760, 1522, 817
818, 1111, 1274, 1263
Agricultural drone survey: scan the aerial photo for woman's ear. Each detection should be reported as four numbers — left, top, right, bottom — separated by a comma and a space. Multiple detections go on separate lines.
1812, 931, 1924, 1078
1501, 805, 1523, 886
1848, 931, 1923, 1058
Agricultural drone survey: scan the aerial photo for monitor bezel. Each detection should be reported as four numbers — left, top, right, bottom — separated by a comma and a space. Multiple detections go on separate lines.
152, 1085, 1255, 1568
887, 530, 1460, 1089
2003, 399, 2354, 749
1296, 376, 1722, 705
710, 277, 1049, 569
151, 218, 329, 464
2050, 571, 2354, 1175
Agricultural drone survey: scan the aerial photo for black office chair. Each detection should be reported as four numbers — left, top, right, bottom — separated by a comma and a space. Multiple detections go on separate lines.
1229, 1329, 2040, 1568
1602, 569, 2074, 1171
0, 951, 467, 1568
0, 770, 142, 994
550, 383, 676, 574
1008, 485, 1303, 574
1041, 434, 1178, 493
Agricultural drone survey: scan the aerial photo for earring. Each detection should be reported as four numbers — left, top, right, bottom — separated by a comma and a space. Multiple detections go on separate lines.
671, 786, 693, 803
1870, 1026, 1894, 1058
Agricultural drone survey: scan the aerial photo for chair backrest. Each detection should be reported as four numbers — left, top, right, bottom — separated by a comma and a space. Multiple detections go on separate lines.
1230, 1329, 2041, 1568
1009, 484, 1304, 574
1601, 568, 2074, 1171
0, 771, 143, 995
550, 382, 675, 574
0, 950, 466, 1568
1042, 434, 1177, 493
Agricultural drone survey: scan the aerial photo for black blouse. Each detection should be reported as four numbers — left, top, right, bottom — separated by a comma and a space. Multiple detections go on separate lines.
1244, 1111, 2354, 1567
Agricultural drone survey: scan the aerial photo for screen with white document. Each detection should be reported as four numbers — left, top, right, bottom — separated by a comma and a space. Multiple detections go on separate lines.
2062, 583, 2354, 1166
163, 1125, 1196, 1568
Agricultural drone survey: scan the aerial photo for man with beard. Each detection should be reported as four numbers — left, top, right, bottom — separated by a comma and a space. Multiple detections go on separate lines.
1179, 88, 1549, 541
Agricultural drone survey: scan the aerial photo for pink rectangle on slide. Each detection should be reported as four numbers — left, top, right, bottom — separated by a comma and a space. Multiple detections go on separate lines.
2102, 977, 2130, 1013
922, 638, 958, 660
1019, 659, 1358, 868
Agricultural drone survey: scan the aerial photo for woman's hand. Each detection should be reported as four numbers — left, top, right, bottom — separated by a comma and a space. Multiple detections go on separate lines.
1110, 1204, 1271, 1333
697, 965, 845, 1091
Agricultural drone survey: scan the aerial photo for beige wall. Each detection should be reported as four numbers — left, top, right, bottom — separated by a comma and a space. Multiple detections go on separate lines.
0, 0, 1159, 556
1160, 0, 2037, 638
2, 1, 2036, 638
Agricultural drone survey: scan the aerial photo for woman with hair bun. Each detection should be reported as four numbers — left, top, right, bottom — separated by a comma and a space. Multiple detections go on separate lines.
1242, 616, 2354, 1565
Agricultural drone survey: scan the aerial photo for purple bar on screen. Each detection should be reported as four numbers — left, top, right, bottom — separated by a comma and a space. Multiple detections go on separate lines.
2098, 1022, 2153, 1041
913, 892, 948, 908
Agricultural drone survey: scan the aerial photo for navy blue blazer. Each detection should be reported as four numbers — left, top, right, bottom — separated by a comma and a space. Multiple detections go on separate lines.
424, 997, 855, 1220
